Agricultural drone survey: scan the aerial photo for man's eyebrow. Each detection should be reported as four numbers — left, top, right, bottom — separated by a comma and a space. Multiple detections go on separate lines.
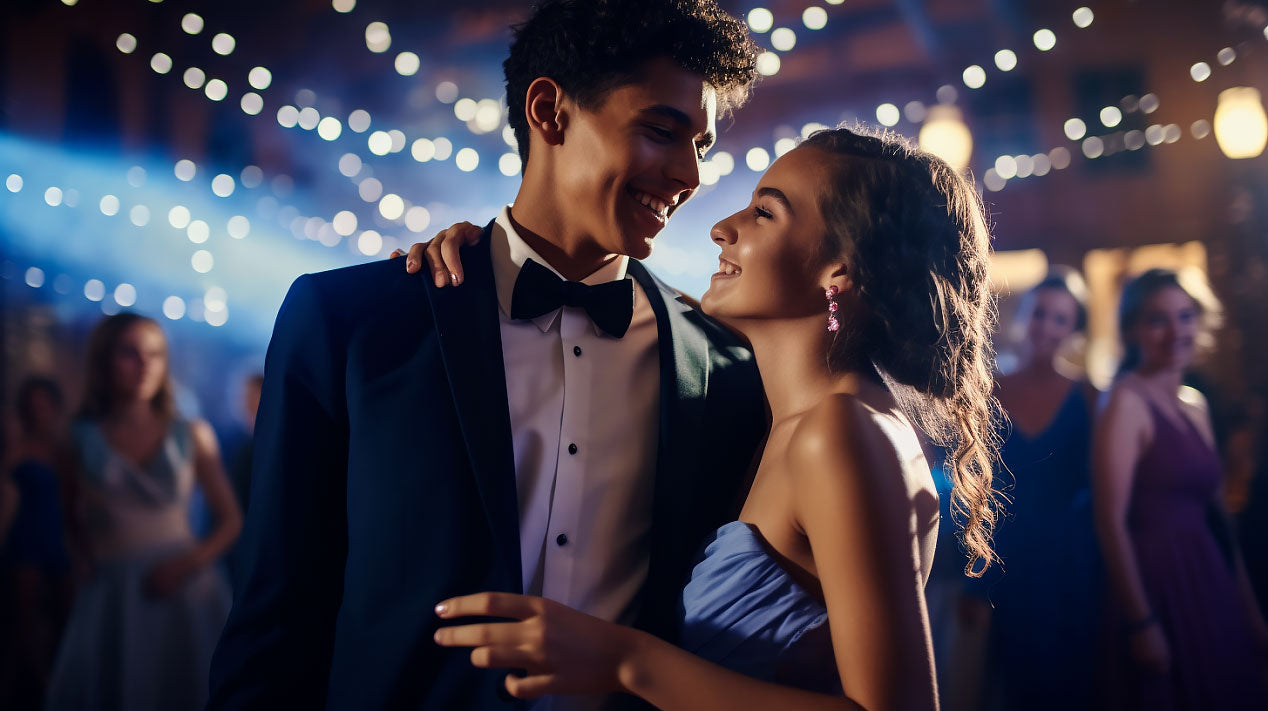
639, 105, 715, 149
757, 187, 794, 215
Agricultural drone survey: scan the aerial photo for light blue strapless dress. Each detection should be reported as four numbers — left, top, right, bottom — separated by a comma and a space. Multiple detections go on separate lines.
679, 521, 842, 695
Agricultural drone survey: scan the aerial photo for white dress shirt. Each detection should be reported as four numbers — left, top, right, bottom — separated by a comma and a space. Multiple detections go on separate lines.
490, 207, 660, 711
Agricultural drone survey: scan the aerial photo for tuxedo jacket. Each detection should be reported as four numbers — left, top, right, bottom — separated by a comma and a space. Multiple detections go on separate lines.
207, 224, 767, 709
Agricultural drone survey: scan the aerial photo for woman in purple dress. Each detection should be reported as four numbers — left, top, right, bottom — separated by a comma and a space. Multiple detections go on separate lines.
1093, 268, 1268, 709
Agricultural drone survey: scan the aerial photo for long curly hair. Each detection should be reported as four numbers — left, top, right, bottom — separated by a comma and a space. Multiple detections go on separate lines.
801, 126, 1002, 575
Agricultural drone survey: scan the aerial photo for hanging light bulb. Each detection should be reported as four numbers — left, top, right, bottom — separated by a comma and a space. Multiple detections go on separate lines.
918, 105, 973, 172
1213, 87, 1267, 159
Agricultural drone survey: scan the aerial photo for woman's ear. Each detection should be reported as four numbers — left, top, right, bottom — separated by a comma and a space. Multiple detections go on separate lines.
822, 262, 854, 300
525, 77, 568, 148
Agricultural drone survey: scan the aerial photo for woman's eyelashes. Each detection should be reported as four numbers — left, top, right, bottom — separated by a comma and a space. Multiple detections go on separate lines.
754, 205, 774, 220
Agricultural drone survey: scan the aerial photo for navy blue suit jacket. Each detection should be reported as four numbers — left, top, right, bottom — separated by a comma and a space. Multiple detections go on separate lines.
207, 226, 766, 709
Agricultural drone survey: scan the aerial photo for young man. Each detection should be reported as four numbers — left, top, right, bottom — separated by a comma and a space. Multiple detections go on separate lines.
208, 2, 764, 709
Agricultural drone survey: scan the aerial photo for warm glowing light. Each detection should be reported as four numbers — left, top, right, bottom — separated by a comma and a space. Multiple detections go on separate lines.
168, 205, 191, 229
712, 151, 735, 175
248, 66, 272, 90
405, 206, 431, 232
204, 79, 228, 101
994, 49, 1017, 72
455, 148, 480, 172
339, 153, 363, 176
962, 65, 986, 89
368, 130, 392, 156
994, 155, 1018, 179
771, 27, 796, 52
1033, 29, 1056, 51
241, 92, 263, 115
191, 250, 214, 273
358, 230, 383, 256
365, 22, 391, 53
411, 138, 436, 162
395, 52, 420, 76
1190, 62, 1211, 82
379, 194, 405, 220
228, 215, 250, 238
802, 7, 827, 30
183, 67, 206, 90
116, 33, 137, 54
1100, 106, 1122, 128
151, 53, 173, 74
747, 8, 773, 33
1064, 118, 1087, 141
756, 52, 781, 76
875, 103, 900, 127
212, 33, 235, 55
499, 153, 522, 176
918, 105, 972, 172
182, 13, 204, 35
162, 296, 186, 320
746, 147, 770, 172
454, 98, 478, 121
211, 174, 235, 197
332, 0, 356, 12
1214, 87, 1268, 159
1072, 7, 1093, 28
187, 220, 210, 243
318, 116, 343, 141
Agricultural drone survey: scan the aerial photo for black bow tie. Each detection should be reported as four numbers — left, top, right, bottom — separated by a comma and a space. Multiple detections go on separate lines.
509, 258, 634, 338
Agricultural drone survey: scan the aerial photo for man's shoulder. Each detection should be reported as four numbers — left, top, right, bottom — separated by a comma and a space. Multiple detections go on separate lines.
632, 263, 753, 365
289, 259, 430, 320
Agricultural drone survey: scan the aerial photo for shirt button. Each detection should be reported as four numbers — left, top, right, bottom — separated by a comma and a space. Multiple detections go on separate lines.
573, 345, 582, 357
568, 443, 577, 455
556, 533, 569, 546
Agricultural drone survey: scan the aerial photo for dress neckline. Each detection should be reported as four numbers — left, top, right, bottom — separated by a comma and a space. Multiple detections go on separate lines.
1009, 383, 1082, 442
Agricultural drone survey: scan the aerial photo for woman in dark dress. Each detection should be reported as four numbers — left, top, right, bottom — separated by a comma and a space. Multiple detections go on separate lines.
966, 268, 1102, 709
1094, 268, 1268, 709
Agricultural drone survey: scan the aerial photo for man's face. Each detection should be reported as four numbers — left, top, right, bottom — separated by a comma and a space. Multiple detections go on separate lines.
554, 57, 718, 260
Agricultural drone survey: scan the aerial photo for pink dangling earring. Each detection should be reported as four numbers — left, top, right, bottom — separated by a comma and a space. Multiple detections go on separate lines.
824, 285, 840, 332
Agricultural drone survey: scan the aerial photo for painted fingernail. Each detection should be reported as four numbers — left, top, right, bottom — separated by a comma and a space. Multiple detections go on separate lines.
433, 630, 443, 643
435, 602, 448, 615
406, 259, 417, 272
449, 272, 459, 286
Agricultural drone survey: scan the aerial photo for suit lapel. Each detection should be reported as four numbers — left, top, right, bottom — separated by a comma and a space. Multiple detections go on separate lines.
427, 223, 522, 592
628, 261, 710, 619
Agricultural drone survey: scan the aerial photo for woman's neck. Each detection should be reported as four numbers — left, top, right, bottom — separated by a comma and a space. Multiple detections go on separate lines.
106, 397, 158, 426
1129, 365, 1184, 400
741, 314, 867, 423
1014, 349, 1061, 379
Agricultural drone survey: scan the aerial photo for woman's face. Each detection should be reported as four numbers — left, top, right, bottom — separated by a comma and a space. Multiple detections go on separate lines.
701, 146, 835, 326
110, 322, 168, 402
1130, 286, 1200, 372
1024, 287, 1080, 359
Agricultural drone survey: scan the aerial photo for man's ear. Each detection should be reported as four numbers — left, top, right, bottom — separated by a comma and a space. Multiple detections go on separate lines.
525, 77, 568, 148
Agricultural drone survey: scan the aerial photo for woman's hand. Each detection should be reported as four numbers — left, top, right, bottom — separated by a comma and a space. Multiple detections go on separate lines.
1128, 622, 1171, 675
388, 221, 483, 288
433, 592, 642, 700
144, 552, 201, 599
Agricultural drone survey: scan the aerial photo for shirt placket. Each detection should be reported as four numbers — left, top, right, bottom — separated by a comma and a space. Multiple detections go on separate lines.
541, 306, 589, 608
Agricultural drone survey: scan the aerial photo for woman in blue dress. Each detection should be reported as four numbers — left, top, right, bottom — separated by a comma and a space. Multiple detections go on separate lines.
963, 268, 1103, 709
47, 313, 243, 710
416, 126, 1001, 709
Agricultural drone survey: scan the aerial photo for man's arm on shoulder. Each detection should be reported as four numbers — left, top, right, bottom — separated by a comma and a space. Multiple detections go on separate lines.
208, 273, 351, 708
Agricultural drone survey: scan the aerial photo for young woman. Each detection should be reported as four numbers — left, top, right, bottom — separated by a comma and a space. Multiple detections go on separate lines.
962, 269, 1102, 709
1093, 269, 1268, 709
47, 313, 242, 710
402, 126, 999, 709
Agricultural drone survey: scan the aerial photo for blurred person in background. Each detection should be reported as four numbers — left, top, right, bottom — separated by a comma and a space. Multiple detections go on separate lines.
47, 312, 242, 711
1093, 268, 1268, 709
1, 376, 73, 709
960, 268, 1103, 710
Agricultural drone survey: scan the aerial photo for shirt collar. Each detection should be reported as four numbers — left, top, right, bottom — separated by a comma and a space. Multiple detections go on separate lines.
490, 205, 632, 334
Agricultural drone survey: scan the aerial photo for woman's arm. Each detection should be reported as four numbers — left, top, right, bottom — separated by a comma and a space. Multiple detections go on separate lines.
187, 419, 244, 567
434, 593, 861, 711
1092, 386, 1169, 670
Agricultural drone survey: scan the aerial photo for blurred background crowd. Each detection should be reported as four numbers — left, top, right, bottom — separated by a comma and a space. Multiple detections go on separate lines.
3, 0, 1268, 709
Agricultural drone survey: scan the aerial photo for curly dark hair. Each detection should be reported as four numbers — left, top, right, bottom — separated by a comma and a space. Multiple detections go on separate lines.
801, 126, 1002, 575
504, 0, 759, 164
